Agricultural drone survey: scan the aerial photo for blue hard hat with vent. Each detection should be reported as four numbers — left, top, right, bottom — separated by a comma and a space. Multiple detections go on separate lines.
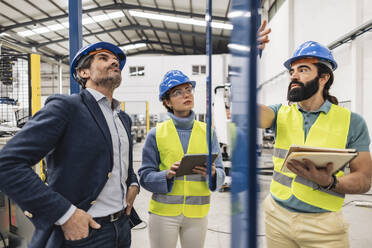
70, 41, 126, 82
159, 70, 196, 100
284, 41, 337, 71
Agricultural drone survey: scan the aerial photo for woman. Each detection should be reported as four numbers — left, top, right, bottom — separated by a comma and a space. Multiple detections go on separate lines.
138, 70, 225, 248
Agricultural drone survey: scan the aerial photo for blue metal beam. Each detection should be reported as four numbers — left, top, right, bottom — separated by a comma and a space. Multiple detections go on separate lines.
247, 1, 259, 247
206, 0, 213, 190
230, 0, 259, 247
68, 0, 82, 94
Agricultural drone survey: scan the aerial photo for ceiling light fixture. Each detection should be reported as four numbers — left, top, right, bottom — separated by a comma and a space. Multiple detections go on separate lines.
129, 10, 233, 30
17, 11, 125, 37
227, 43, 251, 53
121, 43, 147, 51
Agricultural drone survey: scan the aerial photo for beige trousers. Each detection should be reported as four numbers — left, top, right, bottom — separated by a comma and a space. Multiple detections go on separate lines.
263, 195, 349, 248
148, 213, 208, 248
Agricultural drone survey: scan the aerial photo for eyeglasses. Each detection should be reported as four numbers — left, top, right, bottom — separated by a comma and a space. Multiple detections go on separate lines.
170, 88, 194, 98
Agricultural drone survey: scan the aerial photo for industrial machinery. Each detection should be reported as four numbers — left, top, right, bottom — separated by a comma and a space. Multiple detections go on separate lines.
213, 85, 232, 192
0, 51, 41, 247
121, 101, 149, 143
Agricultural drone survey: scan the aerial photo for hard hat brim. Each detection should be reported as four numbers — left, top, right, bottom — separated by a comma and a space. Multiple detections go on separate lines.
284, 55, 337, 71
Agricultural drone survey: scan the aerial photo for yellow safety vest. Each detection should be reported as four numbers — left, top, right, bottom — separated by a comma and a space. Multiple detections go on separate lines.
270, 104, 350, 211
149, 119, 211, 218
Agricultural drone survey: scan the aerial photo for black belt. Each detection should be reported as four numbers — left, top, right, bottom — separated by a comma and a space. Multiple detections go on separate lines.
94, 209, 126, 223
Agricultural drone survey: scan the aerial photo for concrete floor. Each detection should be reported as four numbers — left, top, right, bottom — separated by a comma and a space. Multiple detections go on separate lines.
132, 141, 372, 248
7, 141, 372, 247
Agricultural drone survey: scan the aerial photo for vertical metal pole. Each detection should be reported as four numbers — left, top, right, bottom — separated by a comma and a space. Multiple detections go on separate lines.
206, 0, 213, 189
58, 59, 63, 94
229, 0, 259, 247
247, 0, 259, 247
146, 101, 150, 133
68, 0, 82, 94
30, 54, 41, 116
27, 54, 32, 117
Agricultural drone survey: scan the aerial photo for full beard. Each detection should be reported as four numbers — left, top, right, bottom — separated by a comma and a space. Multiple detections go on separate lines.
287, 76, 319, 102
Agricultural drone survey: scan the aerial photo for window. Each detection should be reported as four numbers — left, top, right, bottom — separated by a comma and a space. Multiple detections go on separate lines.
129, 66, 145, 76
192, 65, 206, 75
192, 65, 199, 75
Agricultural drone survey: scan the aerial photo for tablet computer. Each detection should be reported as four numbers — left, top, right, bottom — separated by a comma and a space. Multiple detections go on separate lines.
176, 153, 218, 177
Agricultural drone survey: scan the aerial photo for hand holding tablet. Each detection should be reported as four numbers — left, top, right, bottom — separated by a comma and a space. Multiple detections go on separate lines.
176, 153, 218, 177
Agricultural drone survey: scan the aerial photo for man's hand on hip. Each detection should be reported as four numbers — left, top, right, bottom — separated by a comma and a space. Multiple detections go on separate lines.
287, 159, 333, 187
61, 208, 101, 241
126, 185, 139, 215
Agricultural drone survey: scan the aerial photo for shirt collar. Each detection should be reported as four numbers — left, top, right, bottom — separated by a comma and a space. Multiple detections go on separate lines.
86, 88, 121, 112
296, 100, 332, 114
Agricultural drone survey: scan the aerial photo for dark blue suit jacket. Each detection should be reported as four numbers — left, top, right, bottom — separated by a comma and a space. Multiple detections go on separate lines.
0, 90, 138, 247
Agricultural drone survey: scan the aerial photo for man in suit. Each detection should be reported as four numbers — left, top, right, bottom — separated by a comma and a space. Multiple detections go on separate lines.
0, 41, 139, 248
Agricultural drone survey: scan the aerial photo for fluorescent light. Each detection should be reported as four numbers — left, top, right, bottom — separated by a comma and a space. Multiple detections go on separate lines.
92, 14, 110, 22
18, 30, 35, 37
48, 23, 65, 31
17, 11, 124, 37
107, 12, 125, 19
121, 43, 147, 51
228, 43, 251, 52
129, 11, 204, 26
129, 10, 232, 30
82, 17, 95, 25
211, 22, 233, 29
0, 32, 11, 37
33, 27, 50, 34
227, 11, 251, 19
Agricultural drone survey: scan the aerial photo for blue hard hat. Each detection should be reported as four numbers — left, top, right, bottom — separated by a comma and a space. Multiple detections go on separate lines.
284, 41, 337, 71
70, 41, 126, 81
159, 70, 196, 100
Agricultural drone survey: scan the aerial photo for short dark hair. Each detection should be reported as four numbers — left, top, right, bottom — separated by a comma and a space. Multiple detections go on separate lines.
75, 55, 94, 89
161, 92, 174, 113
315, 63, 338, 105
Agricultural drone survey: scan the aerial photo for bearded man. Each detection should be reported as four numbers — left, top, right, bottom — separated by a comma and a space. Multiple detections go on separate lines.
259, 41, 372, 248
0, 42, 139, 248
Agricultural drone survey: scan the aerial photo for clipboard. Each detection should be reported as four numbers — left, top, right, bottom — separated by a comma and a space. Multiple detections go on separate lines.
281, 145, 358, 174
176, 153, 218, 176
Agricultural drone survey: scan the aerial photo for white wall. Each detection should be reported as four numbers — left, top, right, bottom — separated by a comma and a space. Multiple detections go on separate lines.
258, 0, 372, 141
114, 54, 228, 116
40, 62, 70, 105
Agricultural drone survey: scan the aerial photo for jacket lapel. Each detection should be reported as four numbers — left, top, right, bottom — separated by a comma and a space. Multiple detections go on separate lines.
81, 90, 113, 161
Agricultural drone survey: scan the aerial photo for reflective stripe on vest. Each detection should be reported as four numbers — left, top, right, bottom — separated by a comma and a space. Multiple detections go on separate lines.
149, 119, 211, 218
152, 194, 210, 205
270, 104, 350, 211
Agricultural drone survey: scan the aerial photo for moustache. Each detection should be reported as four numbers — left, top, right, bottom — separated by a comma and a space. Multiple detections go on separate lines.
108, 65, 120, 71
288, 80, 305, 89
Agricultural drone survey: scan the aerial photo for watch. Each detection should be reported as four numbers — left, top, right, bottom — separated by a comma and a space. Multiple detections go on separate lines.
329, 174, 338, 190
320, 174, 337, 190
